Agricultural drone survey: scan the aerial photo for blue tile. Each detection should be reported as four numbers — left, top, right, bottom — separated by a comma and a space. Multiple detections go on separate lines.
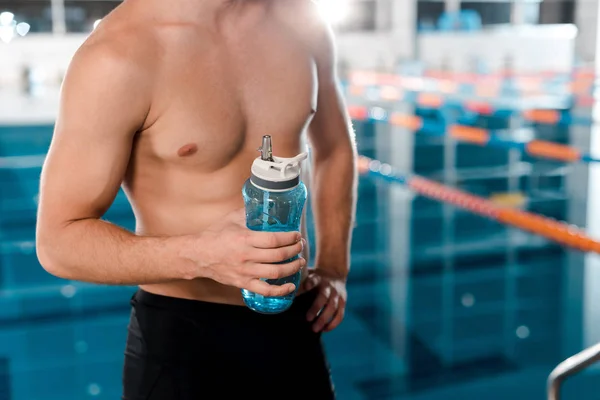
72, 317, 129, 360
3, 251, 62, 288
18, 293, 72, 323
11, 365, 78, 400
0, 358, 10, 400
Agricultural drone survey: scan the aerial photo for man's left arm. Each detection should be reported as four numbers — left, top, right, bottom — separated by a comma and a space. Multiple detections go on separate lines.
303, 23, 358, 333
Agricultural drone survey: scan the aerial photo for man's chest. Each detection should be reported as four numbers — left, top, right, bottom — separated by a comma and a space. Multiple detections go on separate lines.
142, 30, 318, 169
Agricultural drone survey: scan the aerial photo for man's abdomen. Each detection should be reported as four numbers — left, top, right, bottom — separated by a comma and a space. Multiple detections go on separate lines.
126, 160, 310, 305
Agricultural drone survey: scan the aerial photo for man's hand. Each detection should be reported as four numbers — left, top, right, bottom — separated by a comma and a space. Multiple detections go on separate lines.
185, 209, 306, 297
304, 269, 347, 333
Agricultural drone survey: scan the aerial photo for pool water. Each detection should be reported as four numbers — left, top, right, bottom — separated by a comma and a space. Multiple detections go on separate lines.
0, 112, 598, 400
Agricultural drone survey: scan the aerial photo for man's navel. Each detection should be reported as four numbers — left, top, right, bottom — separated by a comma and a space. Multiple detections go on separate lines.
177, 143, 199, 157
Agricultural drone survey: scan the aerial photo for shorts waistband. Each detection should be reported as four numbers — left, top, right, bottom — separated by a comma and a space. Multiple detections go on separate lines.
133, 287, 318, 318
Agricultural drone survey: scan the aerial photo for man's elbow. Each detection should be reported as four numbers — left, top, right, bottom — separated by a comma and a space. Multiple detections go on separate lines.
36, 228, 72, 280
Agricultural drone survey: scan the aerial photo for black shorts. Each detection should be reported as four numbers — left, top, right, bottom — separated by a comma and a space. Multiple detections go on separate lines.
122, 288, 335, 399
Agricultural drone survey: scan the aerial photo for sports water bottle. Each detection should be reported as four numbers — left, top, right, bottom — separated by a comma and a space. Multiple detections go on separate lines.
241, 135, 308, 314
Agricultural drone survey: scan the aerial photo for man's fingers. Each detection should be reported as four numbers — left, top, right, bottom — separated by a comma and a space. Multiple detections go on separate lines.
324, 300, 345, 332
251, 241, 304, 263
307, 286, 330, 321
249, 258, 306, 280
313, 293, 339, 332
248, 231, 301, 249
245, 280, 296, 297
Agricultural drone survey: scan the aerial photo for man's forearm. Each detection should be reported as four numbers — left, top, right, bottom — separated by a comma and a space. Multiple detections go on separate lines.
37, 219, 195, 285
311, 144, 357, 278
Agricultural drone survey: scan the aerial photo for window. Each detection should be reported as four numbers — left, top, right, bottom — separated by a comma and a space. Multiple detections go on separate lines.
64, 0, 121, 33
0, 0, 122, 33
0, 1, 52, 33
336, 0, 377, 32
417, 0, 445, 32
461, 1, 512, 26
539, 0, 575, 24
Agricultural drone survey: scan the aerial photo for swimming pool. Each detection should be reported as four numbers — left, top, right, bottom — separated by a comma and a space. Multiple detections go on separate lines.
0, 111, 598, 399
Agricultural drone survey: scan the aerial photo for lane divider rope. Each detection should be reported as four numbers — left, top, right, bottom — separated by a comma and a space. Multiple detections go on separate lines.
348, 105, 598, 164
349, 70, 596, 100
358, 156, 600, 254
346, 83, 593, 126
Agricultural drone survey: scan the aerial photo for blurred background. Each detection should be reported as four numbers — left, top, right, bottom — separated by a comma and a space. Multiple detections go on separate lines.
1, 0, 600, 399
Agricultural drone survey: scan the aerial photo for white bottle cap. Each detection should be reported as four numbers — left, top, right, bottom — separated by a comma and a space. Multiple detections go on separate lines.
250, 153, 308, 192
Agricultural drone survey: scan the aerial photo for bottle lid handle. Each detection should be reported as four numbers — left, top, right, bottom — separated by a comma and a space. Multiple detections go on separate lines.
274, 152, 308, 178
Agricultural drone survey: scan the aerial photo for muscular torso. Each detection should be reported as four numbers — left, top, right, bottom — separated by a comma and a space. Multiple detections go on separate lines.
113, 1, 317, 304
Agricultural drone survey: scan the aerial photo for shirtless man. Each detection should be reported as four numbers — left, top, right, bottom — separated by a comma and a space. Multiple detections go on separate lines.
36, 0, 357, 398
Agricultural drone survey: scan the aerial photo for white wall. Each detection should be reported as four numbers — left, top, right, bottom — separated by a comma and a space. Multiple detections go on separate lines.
336, 33, 401, 71
0, 0, 419, 83
0, 22, 580, 124
0, 34, 87, 88
417, 24, 578, 73
0, 88, 60, 124
331, 0, 417, 72
2, 31, 404, 85
0, 30, 407, 123
336, 24, 578, 74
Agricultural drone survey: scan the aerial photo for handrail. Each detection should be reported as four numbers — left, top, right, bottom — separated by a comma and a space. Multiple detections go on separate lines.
348, 105, 598, 164
547, 342, 600, 400
358, 156, 600, 254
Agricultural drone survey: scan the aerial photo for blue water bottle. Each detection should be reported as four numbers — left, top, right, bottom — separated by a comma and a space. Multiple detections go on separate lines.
241, 135, 308, 314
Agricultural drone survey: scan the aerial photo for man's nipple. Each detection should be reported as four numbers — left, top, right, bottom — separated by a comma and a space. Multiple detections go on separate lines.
177, 143, 199, 157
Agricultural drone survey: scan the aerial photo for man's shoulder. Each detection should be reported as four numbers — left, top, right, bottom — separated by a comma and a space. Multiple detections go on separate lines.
71, 13, 157, 81
275, 0, 334, 55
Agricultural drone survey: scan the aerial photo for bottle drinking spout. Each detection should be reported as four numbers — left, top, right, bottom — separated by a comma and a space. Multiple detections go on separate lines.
258, 135, 274, 162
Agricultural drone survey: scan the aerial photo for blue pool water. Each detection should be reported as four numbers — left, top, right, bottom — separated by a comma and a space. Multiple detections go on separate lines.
0, 111, 598, 399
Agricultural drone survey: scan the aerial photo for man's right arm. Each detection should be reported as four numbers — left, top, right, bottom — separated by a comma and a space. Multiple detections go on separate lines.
36, 42, 304, 295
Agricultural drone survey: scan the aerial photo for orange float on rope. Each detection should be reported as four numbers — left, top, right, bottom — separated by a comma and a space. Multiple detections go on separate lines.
417, 93, 444, 109
448, 125, 490, 145
357, 157, 371, 174
475, 84, 500, 98
526, 140, 581, 162
523, 110, 561, 124
570, 79, 594, 95
390, 113, 423, 131
577, 96, 595, 107
347, 105, 369, 120
496, 209, 600, 253
409, 176, 499, 219
490, 192, 527, 208
438, 80, 460, 94
348, 85, 366, 97
464, 100, 494, 115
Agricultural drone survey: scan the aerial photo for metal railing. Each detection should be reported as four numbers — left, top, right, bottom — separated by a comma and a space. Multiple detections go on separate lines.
547, 342, 600, 400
